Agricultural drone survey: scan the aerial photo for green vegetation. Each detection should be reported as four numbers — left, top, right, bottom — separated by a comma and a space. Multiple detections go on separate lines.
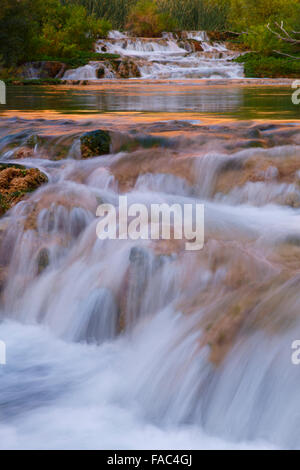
126, 0, 175, 37
235, 53, 300, 78
158, 0, 229, 30
228, 0, 300, 76
0, 0, 299, 79
0, 0, 111, 67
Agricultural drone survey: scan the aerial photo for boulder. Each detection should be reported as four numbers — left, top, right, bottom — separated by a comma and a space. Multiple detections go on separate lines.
0, 163, 48, 216
96, 66, 106, 78
117, 59, 141, 79
80, 130, 111, 159
36, 247, 50, 275
188, 39, 204, 52
207, 31, 240, 42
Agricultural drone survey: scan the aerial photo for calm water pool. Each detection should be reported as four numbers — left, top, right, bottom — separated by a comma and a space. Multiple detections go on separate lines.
3, 83, 300, 120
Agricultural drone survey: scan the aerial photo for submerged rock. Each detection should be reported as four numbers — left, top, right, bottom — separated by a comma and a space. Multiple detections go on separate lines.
0, 164, 48, 216
14, 147, 34, 159
36, 247, 50, 275
80, 130, 111, 158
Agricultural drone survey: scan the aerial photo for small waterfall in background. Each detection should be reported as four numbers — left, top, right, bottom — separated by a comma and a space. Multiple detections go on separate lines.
62, 30, 243, 80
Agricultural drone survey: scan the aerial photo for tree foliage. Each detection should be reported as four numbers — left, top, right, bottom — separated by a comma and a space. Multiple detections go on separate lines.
0, 0, 111, 66
1, 0, 300, 67
126, 0, 175, 37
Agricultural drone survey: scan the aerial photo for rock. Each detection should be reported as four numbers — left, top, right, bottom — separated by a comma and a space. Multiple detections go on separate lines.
96, 66, 106, 78
284, 192, 300, 208
0, 163, 48, 216
207, 31, 240, 42
26, 135, 43, 148
117, 59, 141, 79
187, 39, 204, 52
21, 61, 67, 79
14, 147, 34, 159
37, 247, 50, 274
80, 130, 111, 159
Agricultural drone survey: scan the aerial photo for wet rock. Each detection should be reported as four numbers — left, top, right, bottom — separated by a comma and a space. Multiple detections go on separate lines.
118, 247, 153, 331
26, 135, 43, 148
96, 66, 106, 78
0, 163, 48, 216
36, 247, 50, 275
117, 59, 141, 78
284, 192, 300, 208
186, 39, 204, 52
207, 31, 240, 42
247, 128, 261, 139
14, 147, 34, 159
80, 130, 111, 159
265, 166, 279, 181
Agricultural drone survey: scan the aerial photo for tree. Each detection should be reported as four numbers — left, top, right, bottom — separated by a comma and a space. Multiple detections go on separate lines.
126, 0, 175, 37
0, 0, 112, 66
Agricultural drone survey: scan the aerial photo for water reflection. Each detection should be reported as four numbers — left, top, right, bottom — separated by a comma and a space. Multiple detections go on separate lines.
4, 85, 299, 120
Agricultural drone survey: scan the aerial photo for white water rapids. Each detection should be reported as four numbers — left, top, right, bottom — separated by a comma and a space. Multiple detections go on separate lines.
1, 116, 300, 450
63, 30, 243, 80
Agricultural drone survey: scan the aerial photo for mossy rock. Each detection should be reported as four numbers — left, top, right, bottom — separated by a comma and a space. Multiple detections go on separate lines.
80, 130, 111, 159
0, 163, 48, 216
26, 135, 44, 148
117, 60, 141, 79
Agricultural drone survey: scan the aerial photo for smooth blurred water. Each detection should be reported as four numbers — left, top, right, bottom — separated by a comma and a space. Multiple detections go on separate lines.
0, 82, 300, 450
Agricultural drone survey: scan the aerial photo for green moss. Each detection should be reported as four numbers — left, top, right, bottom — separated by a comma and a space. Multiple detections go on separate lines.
0, 164, 48, 216
234, 52, 300, 78
80, 130, 111, 158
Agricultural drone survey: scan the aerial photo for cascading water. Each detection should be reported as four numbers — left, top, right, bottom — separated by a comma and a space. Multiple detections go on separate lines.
96, 31, 243, 79
0, 112, 300, 450
64, 30, 243, 81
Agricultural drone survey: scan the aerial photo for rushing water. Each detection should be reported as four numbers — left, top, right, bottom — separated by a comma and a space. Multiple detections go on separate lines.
0, 83, 300, 450
61, 30, 243, 81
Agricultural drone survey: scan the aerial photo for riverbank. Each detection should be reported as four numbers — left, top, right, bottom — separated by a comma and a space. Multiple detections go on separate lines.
3, 78, 297, 86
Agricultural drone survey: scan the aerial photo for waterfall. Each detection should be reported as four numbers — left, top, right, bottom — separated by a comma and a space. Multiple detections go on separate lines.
62, 30, 243, 81
0, 115, 300, 449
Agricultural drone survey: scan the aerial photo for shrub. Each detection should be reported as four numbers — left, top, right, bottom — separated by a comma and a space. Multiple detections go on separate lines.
229, 0, 300, 31
235, 52, 300, 78
126, 0, 176, 37
0, 0, 112, 66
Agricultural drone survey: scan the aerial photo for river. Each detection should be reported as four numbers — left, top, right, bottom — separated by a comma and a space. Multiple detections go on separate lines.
0, 60, 300, 450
